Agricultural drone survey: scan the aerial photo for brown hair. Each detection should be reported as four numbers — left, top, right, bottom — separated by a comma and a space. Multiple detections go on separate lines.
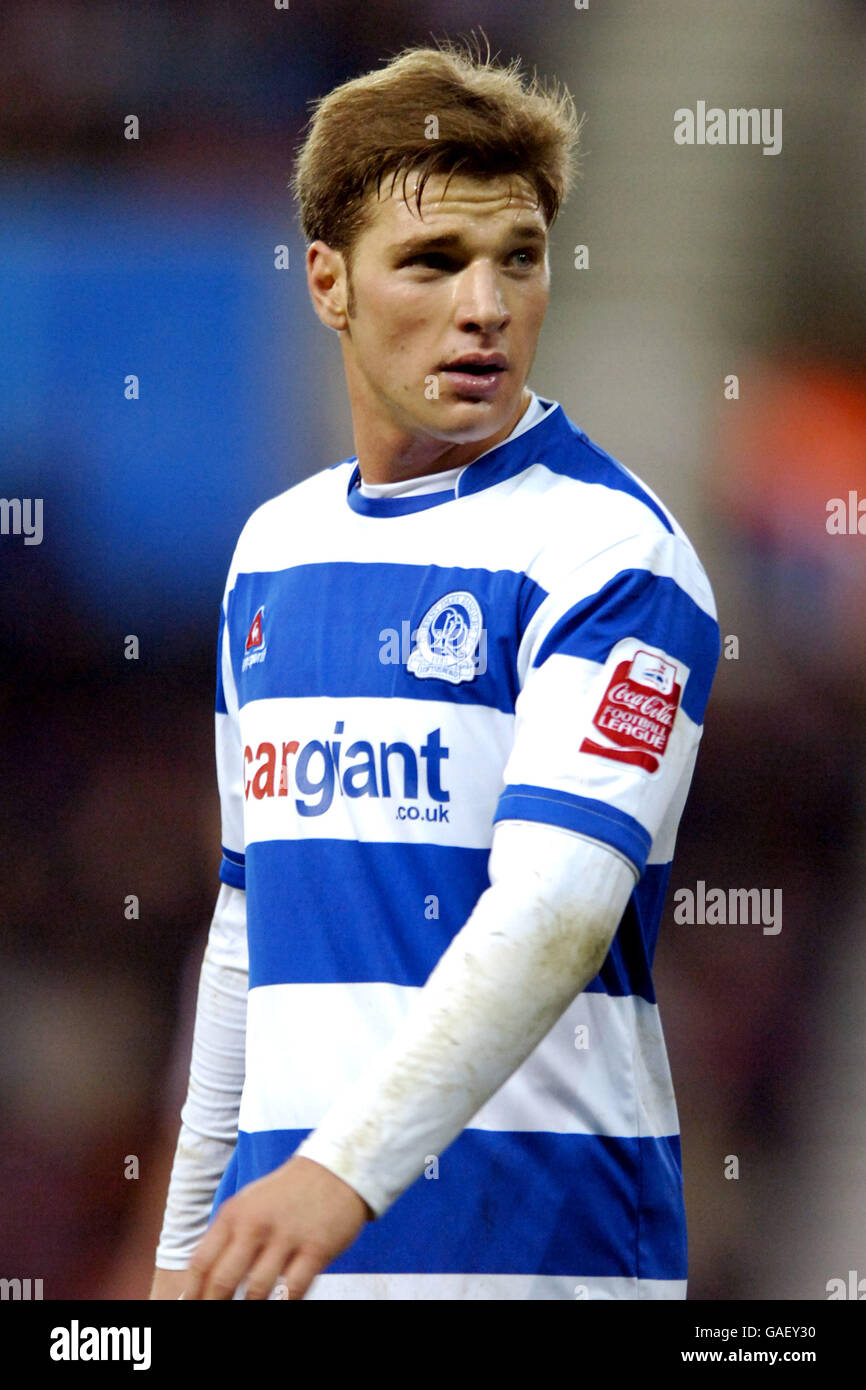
291, 34, 583, 271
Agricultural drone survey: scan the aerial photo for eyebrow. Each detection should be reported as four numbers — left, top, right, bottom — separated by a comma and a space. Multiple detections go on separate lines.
391, 224, 548, 256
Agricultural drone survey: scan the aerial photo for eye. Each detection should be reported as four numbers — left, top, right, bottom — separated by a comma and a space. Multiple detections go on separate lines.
405, 252, 459, 271
509, 247, 540, 267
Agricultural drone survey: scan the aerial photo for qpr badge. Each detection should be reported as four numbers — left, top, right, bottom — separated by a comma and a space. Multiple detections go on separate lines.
407, 590, 484, 684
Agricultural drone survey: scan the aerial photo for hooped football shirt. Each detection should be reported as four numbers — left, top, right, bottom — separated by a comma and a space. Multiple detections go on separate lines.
210, 393, 721, 1299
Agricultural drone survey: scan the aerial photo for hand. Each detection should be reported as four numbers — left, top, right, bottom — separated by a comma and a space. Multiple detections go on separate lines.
182, 1155, 373, 1300
149, 1268, 189, 1300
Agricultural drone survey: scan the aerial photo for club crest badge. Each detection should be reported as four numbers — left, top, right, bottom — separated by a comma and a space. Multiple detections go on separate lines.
407, 590, 484, 684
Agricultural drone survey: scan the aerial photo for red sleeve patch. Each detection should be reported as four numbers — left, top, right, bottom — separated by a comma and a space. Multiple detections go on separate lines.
579, 649, 682, 774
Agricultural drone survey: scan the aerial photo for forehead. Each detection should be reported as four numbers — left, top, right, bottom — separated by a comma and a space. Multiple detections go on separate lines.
360, 171, 547, 243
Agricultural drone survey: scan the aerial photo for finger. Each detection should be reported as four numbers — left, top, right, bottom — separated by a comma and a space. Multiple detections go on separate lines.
184, 1222, 232, 1301
243, 1244, 293, 1301
201, 1232, 268, 1301
279, 1249, 327, 1302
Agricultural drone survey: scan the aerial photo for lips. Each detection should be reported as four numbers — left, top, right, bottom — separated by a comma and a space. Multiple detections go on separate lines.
438, 354, 509, 399
440, 353, 507, 374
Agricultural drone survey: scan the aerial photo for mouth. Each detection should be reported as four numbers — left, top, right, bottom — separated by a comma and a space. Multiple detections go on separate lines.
438, 354, 508, 398
440, 354, 507, 375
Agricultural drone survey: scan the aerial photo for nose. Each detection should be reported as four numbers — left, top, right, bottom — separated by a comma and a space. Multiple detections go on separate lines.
454, 260, 510, 335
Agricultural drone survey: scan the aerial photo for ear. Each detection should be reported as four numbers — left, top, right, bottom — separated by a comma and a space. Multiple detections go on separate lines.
306, 241, 349, 332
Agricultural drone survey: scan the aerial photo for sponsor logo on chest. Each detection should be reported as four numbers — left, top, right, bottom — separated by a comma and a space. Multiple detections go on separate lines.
244, 722, 451, 820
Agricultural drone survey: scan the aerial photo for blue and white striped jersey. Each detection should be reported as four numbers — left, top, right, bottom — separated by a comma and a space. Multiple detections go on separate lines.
209, 393, 721, 1299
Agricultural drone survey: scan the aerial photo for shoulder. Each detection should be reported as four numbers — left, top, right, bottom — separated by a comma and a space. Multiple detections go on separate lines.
222, 456, 356, 596
513, 405, 682, 536
505, 406, 718, 621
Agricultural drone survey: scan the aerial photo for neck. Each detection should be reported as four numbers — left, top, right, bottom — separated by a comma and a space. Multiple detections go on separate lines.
347, 383, 534, 485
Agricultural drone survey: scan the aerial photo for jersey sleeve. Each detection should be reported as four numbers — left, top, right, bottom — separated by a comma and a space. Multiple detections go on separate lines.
494, 528, 722, 880
215, 597, 246, 892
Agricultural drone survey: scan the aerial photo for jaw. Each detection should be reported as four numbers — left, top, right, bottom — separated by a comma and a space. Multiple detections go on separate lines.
340, 331, 535, 479
420, 390, 525, 443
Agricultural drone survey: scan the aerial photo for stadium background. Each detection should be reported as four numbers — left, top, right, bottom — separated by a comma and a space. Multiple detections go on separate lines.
1, 0, 864, 1300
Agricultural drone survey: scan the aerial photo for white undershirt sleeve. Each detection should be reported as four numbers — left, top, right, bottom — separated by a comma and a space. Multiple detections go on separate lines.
154, 884, 248, 1269
295, 818, 638, 1218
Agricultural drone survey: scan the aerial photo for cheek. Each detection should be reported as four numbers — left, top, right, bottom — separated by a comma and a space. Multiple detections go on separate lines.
518, 289, 549, 344
359, 288, 434, 357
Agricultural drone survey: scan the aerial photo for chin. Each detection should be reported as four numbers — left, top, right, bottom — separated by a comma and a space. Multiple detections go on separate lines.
427, 393, 516, 440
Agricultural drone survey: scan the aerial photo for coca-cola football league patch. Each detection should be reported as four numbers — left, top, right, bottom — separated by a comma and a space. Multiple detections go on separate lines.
580, 648, 682, 774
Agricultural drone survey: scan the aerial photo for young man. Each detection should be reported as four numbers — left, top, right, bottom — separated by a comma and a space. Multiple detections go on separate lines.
152, 40, 720, 1301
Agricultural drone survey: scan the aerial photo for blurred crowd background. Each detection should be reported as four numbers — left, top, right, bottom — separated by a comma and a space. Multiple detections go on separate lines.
1, 0, 864, 1300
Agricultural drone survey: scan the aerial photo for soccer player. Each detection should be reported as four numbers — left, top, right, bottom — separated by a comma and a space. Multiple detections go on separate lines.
151, 39, 721, 1301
